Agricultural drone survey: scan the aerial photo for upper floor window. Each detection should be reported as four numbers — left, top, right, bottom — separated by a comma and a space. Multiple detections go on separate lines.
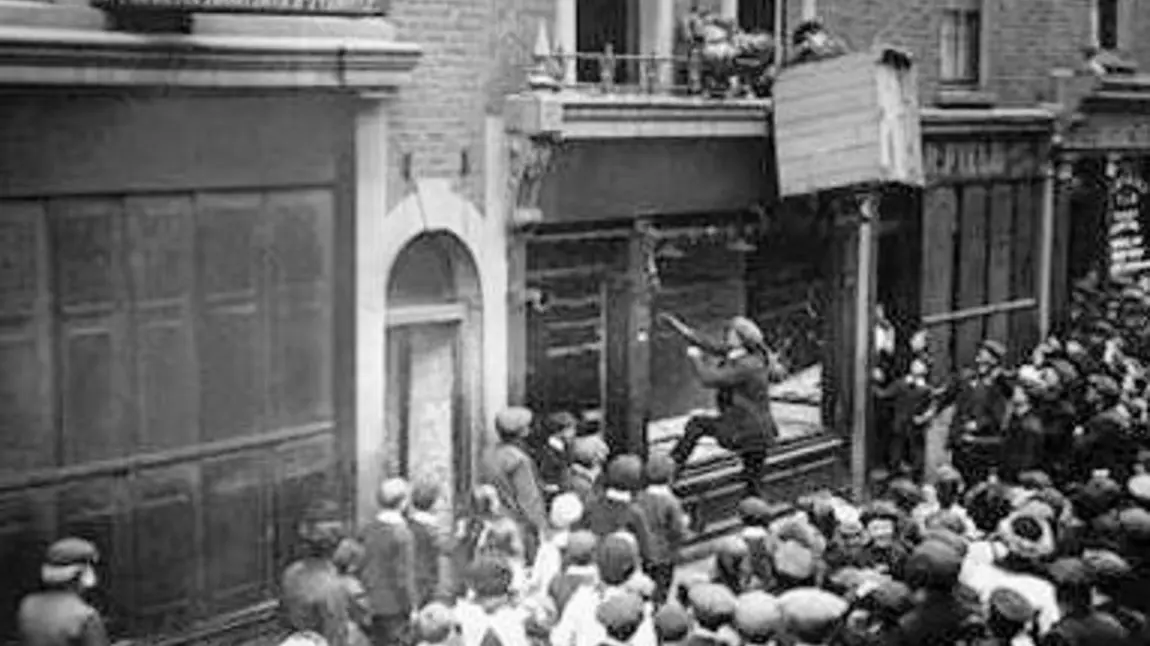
1097, 0, 1120, 50
738, 0, 776, 33
576, 0, 637, 83
939, 1, 982, 85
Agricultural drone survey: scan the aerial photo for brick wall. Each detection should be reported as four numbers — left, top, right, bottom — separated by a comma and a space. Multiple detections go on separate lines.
386, 0, 554, 211
810, 0, 1094, 106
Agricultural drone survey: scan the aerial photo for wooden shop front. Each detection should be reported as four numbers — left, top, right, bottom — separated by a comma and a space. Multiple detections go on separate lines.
917, 110, 1055, 375
0, 9, 418, 643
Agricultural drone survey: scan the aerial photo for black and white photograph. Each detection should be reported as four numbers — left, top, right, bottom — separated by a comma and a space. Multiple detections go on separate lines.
3, 0, 1150, 644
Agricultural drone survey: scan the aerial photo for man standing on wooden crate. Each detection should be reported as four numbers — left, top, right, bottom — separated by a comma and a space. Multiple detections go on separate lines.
936, 340, 1012, 483
668, 316, 782, 500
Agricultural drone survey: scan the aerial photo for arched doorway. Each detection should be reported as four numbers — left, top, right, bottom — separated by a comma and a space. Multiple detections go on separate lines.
385, 232, 482, 522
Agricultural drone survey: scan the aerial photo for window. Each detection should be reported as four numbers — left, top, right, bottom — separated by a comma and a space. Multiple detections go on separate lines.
576, 0, 637, 83
939, 6, 982, 85
739, 0, 776, 33
1097, 0, 1119, 50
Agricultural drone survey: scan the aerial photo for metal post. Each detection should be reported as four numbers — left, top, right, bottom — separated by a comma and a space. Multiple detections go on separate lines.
1038, 157, 1057, 339
852, 191, 879, 500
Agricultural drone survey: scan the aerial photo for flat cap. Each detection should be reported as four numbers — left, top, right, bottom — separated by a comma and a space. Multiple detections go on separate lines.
467, 556, 513, 598
904, 540, 962, 589
1127, 474, 1150, 503
549, 492, 584, 529
734, 591, 782, 643
605, 454, 644, 492
1047, 557, 1092, 588
376, 477, 410, 509
415, 602, 457, 643
1082, 549, 1131, 585
737, 497, 775, 527
861, 500, 903, 527
1088, 374, 1122, 398
1018, 470, 1054, 491
989, 587, 1034, 624
653, 603, 691, 641
571, 434, 609, 466
597, 533, 639, 585
777, 587, 849, 642
772, 540, 816, 582
980, 339, 1006, 361
1118, 507, 1150, 541
45, 537, 99, 568
495, 407, 534, 436
566, 529, 599, 564
730, 316, 765, 348
645, 453, 678, 484
687, 583, 738, 624
595, 590, 645, 634
936, 464, 965, 486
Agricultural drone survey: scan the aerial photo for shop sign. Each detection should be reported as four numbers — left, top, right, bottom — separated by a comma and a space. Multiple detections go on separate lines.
924, 140, 1037, 179
95, 0, 385, 15
1108, 173, 1150, 277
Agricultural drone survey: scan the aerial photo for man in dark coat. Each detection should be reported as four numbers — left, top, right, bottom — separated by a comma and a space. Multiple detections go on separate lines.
18, 537, 111, 646
360, 479, 418, 646
670, 316, 780, 499
1073, 374, 1133, 483
481, 406, 548, 561
940, 339, 1012, 483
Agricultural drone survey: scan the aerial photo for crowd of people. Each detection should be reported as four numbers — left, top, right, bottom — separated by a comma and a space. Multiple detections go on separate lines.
16, 275, 1150, 646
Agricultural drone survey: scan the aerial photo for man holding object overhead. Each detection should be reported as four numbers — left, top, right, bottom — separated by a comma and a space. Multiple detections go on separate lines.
667, 315, 781, 499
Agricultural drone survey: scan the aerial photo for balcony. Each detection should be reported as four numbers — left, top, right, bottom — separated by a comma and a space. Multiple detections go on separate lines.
504, 28, 773, 142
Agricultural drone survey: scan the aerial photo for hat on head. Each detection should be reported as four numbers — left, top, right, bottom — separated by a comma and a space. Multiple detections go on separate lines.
867, 580, 914, 620
409, 475, 442, 512
1075, 475, 1123, 518
1018, 470, 1053, 491
1128, 474, 1150, 504
730, 316, 766, 349
606, 454, 644, 492
920, 527, 969, 558
495, 407, 533, 437
1118, 507, 1150, 542
737, 497, 774, 528
468, 556, 513, 598
416, 602, 457, 643
861, 500, 902, 528
989, 587, 1034, 625
687, 583, 738, 627
1088, 374, 1122, 399
886, 479, 924, 512
597, 533, 639, 585
717, 535, 750, 559
41, 537, 99, 586
623, 570, 656, 601
979, 339, 1006, 362
734, 591, 782, 643
653, 603, 691, 642
596, 590, 645, 639
377, 477, 410, 510
571, 435, 607, 466
1082, 549, 1131, 588
904, 540, 962, 590
1047, 557, 1092, 589
777, 587, 849, 643
772, 540, 816, 583
836, 518, 866, 543
935, 464, 965, 487
999, 512, 1056, 562
645, 453, 677, 484
549, 492, 584, 529
566, 529, 598, 565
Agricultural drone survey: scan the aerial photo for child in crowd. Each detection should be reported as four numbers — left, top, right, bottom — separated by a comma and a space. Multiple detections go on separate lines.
407, 475, 449, 606
359, 478, 419, 646
636, 454, 690, 604
547, 529, 600, 615
412, 602, 460, 646
528, 492, 584, 597
331, 537, 372, 646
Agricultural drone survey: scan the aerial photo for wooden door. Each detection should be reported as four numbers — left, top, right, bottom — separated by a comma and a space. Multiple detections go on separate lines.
387, 322, 463, 523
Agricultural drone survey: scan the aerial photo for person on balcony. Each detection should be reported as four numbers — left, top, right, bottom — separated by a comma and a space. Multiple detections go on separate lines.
669, 316, 780, 500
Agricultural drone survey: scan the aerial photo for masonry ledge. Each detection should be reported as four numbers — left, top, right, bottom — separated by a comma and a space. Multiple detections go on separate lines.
505, 90, 772, 141
920, 106, 1056, 137
0, 25, 421, 90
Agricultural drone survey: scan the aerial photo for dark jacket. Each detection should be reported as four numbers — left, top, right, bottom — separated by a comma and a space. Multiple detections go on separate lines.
359, 515, 419, 618
579, 494, 654, 566
407, 512, 451, 605
18, 590, 110, 646
1039, 610, 1130, 646
482, 441, 548, 534
635, 487, 688, 566
279, 558, 352, 646
876, 376, 935, 435
942, 370, 1011, 447
884, 593, 984, 646
687, 350, 777, 452
1077, 407, 1133, 479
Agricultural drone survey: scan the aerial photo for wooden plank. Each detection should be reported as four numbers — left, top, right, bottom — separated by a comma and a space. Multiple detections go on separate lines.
1011, 179, 1039, 354
627, 223, 654, 456
986, 183, 1015, 344
920, 187, 958, 378
0, 201, 54, 473
954, 185, 989, 369
508, 234, 529, 406
1050, 160, 1074, 330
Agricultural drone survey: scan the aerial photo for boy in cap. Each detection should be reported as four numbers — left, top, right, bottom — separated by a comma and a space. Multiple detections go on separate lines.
770, 540, 820, 593
455, 557, 533, 646
580, 454, 653, 567
529, 492, 585, 597
596, 591, 646, 646
984, 587, 1037, 645
551, 534, 655, 646
568, 438, 606, 505
776, 587, 849, 646
407, 475, 450, 605
685, 583, 738, 646
1044, 557, 1131, 644
737, 497, 779, 588
636, 454, 689, 603
548, 530, 600, 615
1074, 374, 1132, 482
482, 406, 548, 561
733, 591, 782, 645
938, 338, 1011, 483
874, 355, 938, 476
360, 478, 419, 646
280, 499, 354, 646
890, 540, 979, 645
18, 537, 110, 646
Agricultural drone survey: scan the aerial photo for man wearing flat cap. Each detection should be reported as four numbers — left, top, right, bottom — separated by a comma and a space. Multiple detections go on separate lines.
1072, 373, 1135, 482
669, 316, 781, 500
482, 406, 548, 562
18, 537, 111, 646
937, 338, 1012, 483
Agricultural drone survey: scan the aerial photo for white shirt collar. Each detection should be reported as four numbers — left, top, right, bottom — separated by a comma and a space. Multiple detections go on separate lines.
605, 489, 632, 503
376, 509, 406, 524
645, 485, 673, 497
